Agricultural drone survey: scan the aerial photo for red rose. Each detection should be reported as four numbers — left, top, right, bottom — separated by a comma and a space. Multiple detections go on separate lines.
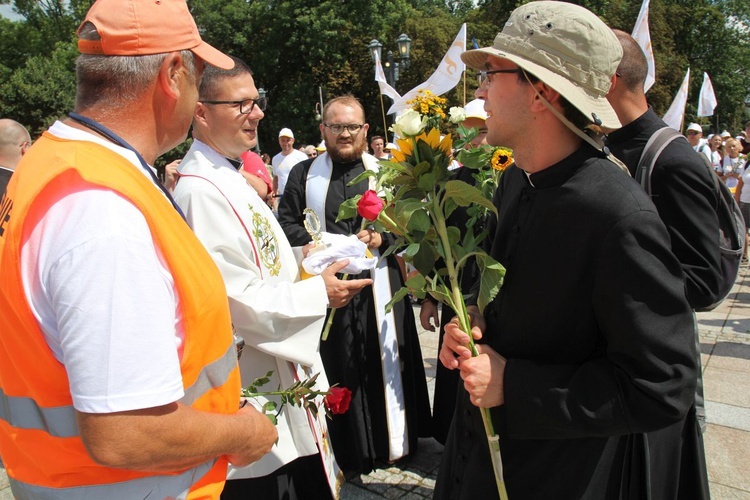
357, 190, 385, 221
324, 386, 352, 415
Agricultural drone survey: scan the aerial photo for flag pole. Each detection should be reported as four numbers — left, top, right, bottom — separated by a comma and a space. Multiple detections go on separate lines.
380, 92, 389, 143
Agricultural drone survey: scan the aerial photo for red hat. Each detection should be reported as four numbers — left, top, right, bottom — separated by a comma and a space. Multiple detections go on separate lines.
241, 151, 273, 194
77, 0, 234, 70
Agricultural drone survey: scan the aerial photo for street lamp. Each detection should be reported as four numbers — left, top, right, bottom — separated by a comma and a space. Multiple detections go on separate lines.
369, 34, 411, 87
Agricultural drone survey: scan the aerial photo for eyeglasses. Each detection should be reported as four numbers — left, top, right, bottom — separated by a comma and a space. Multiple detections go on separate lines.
477, 68, 522, 87
324, 123, 364, 135
200, 96, 268, 114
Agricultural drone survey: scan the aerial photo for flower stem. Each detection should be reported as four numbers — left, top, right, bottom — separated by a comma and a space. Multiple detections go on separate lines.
433, 199, 508, 500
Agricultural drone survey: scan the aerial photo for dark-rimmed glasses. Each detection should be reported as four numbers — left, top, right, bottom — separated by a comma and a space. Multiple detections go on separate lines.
200, 96, 267, 114
477, 68, 523, 87
324, 124, 364, 135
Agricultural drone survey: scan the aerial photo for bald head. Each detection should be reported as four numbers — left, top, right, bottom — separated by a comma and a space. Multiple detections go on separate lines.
612, 29, 648, 94
605, 29, 649, 129
0, 119, 31, 170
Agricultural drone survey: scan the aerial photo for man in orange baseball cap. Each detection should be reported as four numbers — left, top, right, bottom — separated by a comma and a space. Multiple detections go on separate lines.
0, 1, 277, 499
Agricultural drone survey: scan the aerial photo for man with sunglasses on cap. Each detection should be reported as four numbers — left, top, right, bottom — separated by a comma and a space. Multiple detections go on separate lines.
0, 1, 278, 498
437, 2, 697, 498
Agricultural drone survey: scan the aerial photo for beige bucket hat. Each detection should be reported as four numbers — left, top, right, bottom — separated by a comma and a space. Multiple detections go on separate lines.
461, 1, 622, 129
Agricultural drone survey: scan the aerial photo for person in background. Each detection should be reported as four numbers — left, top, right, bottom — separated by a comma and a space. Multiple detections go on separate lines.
0, 1, 277, 498
605, 28, 718, 499
721, 138, 744, 193
740, 121, 750, 155
241, 149, 274, 202
271, 128, 307, 210
304, 144, 318, 159
734, 155, 750, 262
370, 135, 389, 160
686, 122, 712, 163
706, 134, 723, 173
437, 3, 697, 497
0, 118, 31, 197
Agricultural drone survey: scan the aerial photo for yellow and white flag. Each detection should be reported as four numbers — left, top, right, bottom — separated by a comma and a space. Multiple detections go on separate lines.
631, 0, 655, 93
663, 67, 690, 131
697, 72, 718, 117
387, 24, 466, 115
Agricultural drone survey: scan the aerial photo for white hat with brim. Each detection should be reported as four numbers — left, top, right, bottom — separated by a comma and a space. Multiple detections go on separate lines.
686, 123, 702, 133
463, 99, 488, 121
461, 1, 622, 130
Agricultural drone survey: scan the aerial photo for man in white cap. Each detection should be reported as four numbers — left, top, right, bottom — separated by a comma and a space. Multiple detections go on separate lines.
0, 0, 277, 498
271, 127, 307, 208
686, 122, 712, 162
438, 2, 697, 498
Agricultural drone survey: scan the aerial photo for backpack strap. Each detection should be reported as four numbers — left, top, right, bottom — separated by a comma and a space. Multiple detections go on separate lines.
635, 127, 684, 196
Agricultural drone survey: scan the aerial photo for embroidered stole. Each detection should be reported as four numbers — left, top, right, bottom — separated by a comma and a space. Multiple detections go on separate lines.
307, 152, 409, 461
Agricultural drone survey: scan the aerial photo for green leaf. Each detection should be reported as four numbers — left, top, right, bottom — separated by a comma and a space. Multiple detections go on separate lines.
456, 147, 490, 170
475, 254, 506, 314
406, 209, 431, 233
404, 243, 421, 258
444, 180, 497, 215
385, 286, 411, 313
263, 401, 277, 413
405, 272, 427, 292
413, 240, 437, 276
416, 139, 435, 163
417, 169, 438, 192
346, 168, 377, 187
336, 195, 361, 222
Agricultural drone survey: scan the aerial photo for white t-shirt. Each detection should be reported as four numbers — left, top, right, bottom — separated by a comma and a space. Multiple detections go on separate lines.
20, 121, 184, 413
272, 149, 307, 195
740, 162, 750, 204
693, 143, 712, 163
722, 155, 742, 190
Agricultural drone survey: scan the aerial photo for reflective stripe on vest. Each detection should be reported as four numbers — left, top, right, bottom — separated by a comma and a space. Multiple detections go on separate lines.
0, 342, 236, 437
181, 342, 238, 406
8, 458, 216, 500
0, 388, 77, 438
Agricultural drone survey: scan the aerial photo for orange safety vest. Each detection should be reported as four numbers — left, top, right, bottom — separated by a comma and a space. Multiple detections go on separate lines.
0, 133, 241, 499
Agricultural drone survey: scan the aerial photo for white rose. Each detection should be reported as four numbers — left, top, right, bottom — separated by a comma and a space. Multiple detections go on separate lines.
448, 106, 466, 124
390, 109, 426, 137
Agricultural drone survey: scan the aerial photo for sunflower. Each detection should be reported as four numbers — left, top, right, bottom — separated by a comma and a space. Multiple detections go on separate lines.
491, 147, 514, 171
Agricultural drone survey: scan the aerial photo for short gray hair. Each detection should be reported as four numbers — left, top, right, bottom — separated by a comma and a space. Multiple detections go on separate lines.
75, 22, 196, 110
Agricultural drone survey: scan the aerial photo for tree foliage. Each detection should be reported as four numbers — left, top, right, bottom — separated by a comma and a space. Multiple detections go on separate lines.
0, 0, 747, 153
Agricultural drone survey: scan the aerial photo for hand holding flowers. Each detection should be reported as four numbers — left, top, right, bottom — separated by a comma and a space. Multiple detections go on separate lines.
336, 89, 510, 499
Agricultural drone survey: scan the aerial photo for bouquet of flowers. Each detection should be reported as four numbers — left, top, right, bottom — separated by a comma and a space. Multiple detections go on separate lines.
337, 89, 510, 499
241, 371, 351, 425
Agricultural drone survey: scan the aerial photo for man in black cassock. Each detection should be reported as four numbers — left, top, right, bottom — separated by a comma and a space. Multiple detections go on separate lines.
437, 3, 699, 499
278, 95, 431, 475
605, 30, 715, 500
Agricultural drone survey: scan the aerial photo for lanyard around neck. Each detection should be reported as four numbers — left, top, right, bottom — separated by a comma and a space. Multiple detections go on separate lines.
68, 112, 186, 220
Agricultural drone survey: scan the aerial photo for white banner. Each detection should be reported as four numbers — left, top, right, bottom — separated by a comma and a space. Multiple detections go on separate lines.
662, 67, 690, 131
387, 23, 466, 115
697, 72, 718, 117
631, 0, 656, 93
374, 53, 401, 102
